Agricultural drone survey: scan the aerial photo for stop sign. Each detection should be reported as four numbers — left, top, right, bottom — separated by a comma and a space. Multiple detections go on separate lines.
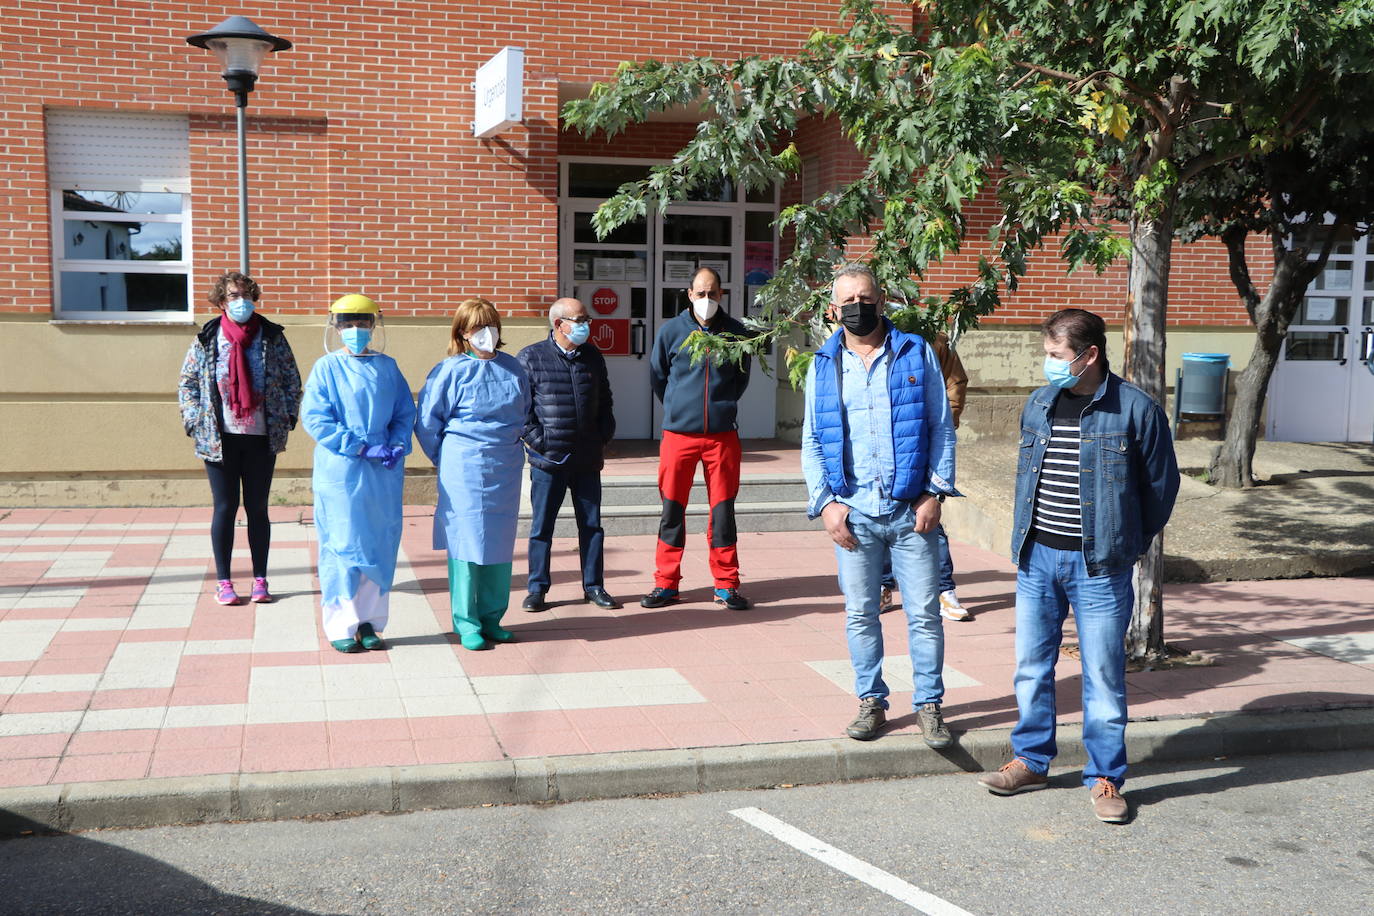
590, 287, 619, 315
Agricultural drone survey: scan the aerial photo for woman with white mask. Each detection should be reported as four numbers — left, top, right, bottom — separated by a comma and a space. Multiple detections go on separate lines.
416, 298, 531, 650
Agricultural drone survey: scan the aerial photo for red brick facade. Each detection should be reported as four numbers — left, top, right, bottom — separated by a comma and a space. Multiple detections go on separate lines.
3, 1, 1252, 325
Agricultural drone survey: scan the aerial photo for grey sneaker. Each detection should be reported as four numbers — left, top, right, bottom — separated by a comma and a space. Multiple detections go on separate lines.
845, 697, 887, 741
916, 702, 952, 749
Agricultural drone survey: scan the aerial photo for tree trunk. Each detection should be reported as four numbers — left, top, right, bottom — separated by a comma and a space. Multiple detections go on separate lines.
1124, 202, 1176, 662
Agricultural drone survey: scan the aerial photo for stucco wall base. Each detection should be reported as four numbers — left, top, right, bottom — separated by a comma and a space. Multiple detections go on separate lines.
0, 472, 439, 509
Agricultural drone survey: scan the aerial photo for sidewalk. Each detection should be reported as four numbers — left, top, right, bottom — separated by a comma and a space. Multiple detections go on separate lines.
2, 494, 1372, 830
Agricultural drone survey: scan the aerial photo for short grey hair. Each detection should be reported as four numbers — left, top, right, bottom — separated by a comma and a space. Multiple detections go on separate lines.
548, 297, 578, 328
830, 263, 881, 302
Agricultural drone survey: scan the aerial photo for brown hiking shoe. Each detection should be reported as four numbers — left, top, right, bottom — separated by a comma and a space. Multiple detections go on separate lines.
977, 757, 1049, 795
845, 697, 887, 740
1090, 778, 1129, 823
915, 702, 952, 749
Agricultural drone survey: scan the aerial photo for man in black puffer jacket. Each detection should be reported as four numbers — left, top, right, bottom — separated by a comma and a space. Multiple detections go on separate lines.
518, 297, 619, 611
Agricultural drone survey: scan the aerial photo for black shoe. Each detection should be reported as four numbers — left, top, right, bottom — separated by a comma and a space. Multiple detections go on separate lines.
713, 588, 750, 611
583, 587, 621, 609
846, 697, 887, 740
640, 587, 679, 608
521, 592, 547, 612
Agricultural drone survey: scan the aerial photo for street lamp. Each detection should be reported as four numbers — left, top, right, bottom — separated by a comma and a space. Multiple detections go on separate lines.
186, 16, 292, 275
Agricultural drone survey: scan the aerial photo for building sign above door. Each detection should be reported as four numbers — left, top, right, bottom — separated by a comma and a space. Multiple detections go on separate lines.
474, 47, 524, 138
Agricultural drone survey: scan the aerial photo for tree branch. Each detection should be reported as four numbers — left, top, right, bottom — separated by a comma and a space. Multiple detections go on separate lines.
1222, 223, 1261, 324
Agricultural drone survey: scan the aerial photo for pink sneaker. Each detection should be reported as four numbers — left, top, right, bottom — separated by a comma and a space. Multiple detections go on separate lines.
215, 580, 240, 606
250, 577, 273, 603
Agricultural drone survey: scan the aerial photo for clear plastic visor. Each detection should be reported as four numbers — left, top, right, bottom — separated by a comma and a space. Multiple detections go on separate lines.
324, 312, 387, 355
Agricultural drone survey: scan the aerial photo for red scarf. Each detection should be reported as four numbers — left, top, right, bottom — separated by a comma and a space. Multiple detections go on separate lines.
219, 314, 263, 422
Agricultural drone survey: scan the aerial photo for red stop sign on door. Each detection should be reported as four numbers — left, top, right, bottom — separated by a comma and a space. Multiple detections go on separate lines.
590, 319, 629, 355
590, 287, 619, 315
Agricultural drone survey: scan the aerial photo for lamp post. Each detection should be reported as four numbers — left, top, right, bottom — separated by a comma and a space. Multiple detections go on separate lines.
187, 16, 291, 276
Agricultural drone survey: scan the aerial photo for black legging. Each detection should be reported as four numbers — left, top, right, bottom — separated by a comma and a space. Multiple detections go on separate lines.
205, 433, 277, 580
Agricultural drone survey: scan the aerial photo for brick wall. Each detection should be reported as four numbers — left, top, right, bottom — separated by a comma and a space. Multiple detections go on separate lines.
4, 1, 1261, 325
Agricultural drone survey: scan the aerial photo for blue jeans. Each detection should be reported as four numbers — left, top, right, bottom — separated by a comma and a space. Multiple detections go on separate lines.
881, 524, 954, 593
526, 465, 605, 594
835, 504, 944, 708
1012, 540, 1134, 787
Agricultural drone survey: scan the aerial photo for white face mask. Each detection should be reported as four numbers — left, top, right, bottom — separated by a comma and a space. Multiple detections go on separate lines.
469, 325, 498, 353
692, 297, 720, 323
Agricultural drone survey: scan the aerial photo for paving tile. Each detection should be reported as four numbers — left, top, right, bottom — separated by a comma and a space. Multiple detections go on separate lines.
239, 743, 332, 773
413, 736, 506, 765
658, 720, 749, 749
88, 688, 175, 710
149, 747, 242, 778
328, 740, 418, 769
243, 721, 329, 748
494, 729, 589, 758
3, 691, 91, 714
406, 715, 494, 740
0, 733, 69, 760
162, 704, 249, 729
577, 726, 674, 754
0, 757, 60, 788
0, 710, 84, 737
155, 724, 244, 750
245, 700, 327, 724
53, 751, 151, 783
67, 729, 160, 755
78, 707, 167, 732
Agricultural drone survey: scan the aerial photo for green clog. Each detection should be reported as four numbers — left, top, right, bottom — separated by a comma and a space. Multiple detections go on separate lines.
357, 622, 384, 650
330, 638, 363, 654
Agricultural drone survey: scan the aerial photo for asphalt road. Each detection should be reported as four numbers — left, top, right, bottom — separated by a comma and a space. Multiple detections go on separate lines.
2, 748, 1372, 915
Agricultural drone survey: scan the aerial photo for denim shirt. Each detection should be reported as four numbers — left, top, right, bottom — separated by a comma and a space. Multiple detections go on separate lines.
801, 337, 957, 519
1011, 371, 1180, 576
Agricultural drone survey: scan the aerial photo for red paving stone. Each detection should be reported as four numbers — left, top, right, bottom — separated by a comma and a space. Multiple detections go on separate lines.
0, 501, 1369, 790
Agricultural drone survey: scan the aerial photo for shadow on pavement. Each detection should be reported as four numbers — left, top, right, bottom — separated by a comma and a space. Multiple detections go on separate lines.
0, 813, 339, 915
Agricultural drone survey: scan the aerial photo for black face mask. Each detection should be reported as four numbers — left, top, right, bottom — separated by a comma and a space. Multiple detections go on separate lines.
839, 301, 882, 337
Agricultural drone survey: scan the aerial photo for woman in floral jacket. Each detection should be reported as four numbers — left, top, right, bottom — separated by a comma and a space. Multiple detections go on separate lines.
178, 272, 302, 606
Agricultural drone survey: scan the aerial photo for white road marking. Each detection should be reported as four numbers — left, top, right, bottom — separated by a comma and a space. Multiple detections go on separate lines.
729, 807, 978, 916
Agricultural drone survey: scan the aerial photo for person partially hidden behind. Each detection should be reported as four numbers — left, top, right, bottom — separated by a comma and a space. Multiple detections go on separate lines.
977, 308, 1179, 824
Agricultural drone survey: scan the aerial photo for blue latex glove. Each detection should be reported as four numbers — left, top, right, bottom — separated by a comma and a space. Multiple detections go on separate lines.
362, 444, 391, 461
382, 445, 405, 470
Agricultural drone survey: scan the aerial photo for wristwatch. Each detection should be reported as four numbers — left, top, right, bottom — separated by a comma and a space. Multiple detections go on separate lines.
927, 491, 946, 503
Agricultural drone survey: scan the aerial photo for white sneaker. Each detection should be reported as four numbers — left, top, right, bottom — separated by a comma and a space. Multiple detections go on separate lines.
939, 589, 970, 621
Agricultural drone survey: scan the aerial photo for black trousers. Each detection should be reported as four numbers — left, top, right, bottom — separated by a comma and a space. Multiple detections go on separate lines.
204, 433, 277, 580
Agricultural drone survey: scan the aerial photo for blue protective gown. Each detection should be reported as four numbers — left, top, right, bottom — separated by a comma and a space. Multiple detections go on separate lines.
302, 351, 417, 604
416, 352, 530, 565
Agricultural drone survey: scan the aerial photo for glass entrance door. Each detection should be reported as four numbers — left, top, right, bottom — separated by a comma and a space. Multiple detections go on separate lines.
1268, 238, 1374, 443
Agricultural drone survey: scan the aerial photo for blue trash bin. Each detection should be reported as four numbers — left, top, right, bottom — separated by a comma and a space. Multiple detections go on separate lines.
1174, 353, 1230, 432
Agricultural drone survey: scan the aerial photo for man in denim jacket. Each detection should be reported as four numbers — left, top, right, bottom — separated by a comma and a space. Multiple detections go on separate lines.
978, 308, 1179, 824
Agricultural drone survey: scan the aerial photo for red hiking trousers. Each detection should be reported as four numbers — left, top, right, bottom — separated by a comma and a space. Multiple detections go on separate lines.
654, 430, 741, 589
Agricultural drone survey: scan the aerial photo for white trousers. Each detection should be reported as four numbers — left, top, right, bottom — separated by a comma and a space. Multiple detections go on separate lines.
321, 573, 390, 642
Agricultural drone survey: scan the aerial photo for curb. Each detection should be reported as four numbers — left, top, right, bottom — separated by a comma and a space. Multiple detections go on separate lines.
3, 707, 1371, 836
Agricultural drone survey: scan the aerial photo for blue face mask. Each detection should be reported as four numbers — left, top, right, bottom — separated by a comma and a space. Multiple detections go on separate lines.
565, 320, 591, 346
225, 298, 254, 323
340, 327, 372, 354
1043, 349, 1088, 388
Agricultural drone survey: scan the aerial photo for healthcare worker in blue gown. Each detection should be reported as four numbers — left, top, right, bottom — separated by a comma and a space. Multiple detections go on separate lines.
302, 294, 417, 654
416, 297, 531, 651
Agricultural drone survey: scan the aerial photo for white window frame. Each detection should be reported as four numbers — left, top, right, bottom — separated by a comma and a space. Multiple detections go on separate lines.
47, 110, 194, 323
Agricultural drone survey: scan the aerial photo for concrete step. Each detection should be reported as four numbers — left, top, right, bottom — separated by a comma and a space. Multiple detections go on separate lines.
515, 499, 819, 538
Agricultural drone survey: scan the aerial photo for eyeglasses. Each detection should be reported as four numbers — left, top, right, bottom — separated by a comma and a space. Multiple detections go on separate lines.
559, 316, 592, 325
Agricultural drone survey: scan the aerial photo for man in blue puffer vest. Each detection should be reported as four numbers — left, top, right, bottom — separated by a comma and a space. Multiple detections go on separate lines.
518, 297, 619, 612
801, 263, 959, 747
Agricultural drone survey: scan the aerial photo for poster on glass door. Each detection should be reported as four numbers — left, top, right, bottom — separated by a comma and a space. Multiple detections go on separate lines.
575, 283, 631, 356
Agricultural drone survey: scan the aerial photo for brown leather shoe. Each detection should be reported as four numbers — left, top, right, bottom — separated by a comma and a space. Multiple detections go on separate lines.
1090, 778, 1129, 823
977, 757, 1049, 795
845, 697, 887, 740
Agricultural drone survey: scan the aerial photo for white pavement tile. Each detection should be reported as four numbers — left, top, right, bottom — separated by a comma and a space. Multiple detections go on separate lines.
606, 667, 698, 688
246, 700, 327, 724
78, 707, 167, 732
324, 697, 407, 721
806, 658, 982, 694
61, 618, 130, 632
0, 621, 63, 663
164, 704, 248, 729
0, 710, 83, 736
251, 548, 318, 653
395, 676, 475, 699
17, 673, 103, 694
161, 535, 213, 559
126, 604, 197, 630
183, 639, 254, 655
402, 695, 485, 718
43, 554, 112, 579
477, 691, 561, 714
0, 676, 23, 695
99, 642, 183, 690
1282, 632, 1374, 665
11, 596, 82, 610
321, 670, 401, 702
